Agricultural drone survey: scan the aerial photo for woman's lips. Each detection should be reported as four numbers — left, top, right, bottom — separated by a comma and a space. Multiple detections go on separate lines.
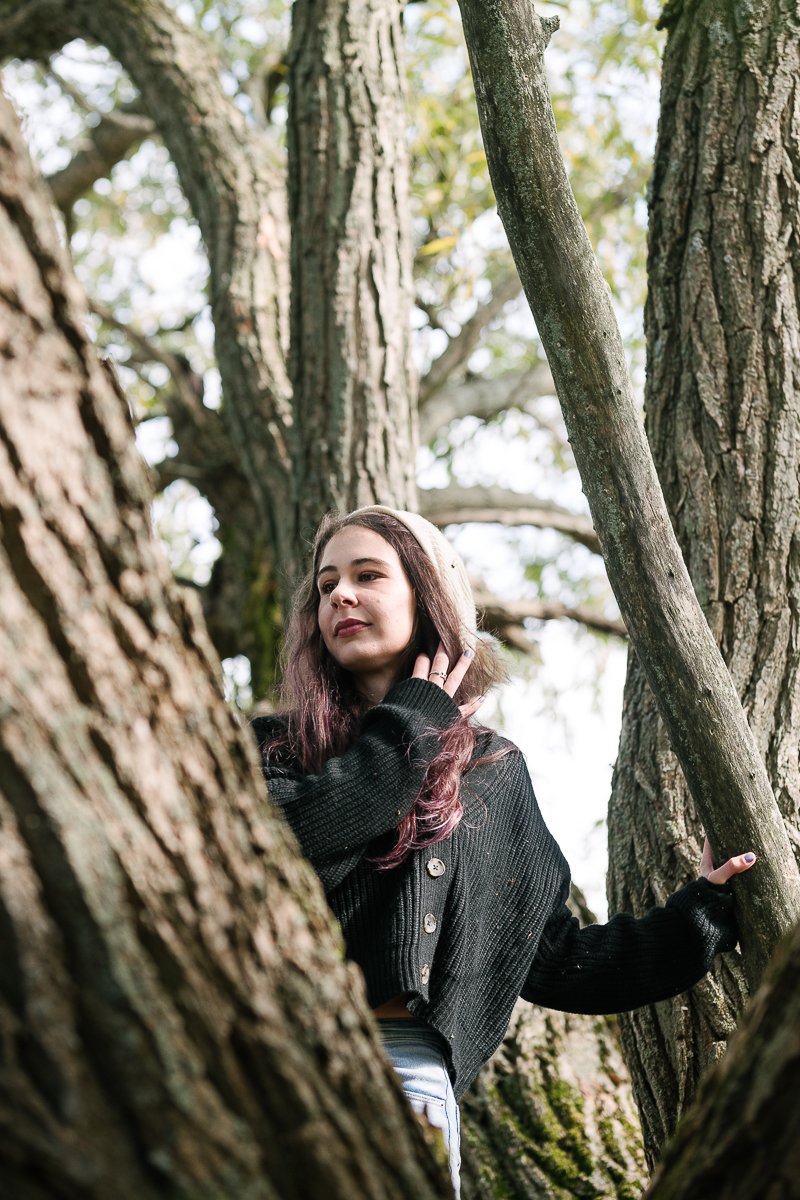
335, 621, 368, 637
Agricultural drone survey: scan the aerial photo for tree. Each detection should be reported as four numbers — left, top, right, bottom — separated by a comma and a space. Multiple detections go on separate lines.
0, 84, 451, 1199
0, 1, 651, 1195
644, 910, 800, 1199
451, 0, 800, 1180
3, 0, 799, 1196
606, 0, 800, 1161
1, 0, 645, 697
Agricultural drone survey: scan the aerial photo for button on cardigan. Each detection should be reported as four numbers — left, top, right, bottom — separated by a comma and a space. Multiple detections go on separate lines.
251, 677, 739, 1101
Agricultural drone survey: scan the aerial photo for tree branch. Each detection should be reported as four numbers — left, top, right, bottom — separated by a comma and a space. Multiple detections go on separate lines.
416, 162, 649, 423
47, 101, 155, 211
473, 582, 627, 641
0, 0, 298, 577
420, 484, 601, 554
456, 0, 800, 985
418, 263, 523, 404
418, 361, 556, 442
0, 0, 76, 58
93, 302, 205, 418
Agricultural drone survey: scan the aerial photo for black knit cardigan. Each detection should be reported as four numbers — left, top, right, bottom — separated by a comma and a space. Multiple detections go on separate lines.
251, 677, 738, 1100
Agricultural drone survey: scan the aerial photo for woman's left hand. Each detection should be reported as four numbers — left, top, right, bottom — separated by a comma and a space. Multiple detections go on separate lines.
412, 642, 482, 717
700, 838, 757, 885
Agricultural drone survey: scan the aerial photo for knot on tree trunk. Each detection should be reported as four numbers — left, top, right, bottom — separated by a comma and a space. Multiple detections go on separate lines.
541, 15, 559, 45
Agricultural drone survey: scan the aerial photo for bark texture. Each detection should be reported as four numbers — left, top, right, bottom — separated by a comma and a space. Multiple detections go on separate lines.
461, 1004, 646, 1200
460, 882, 647, 1200
607, 0, 800, 1163
1, 0, 419, 595
0, 87, 453, 1200
288, 0, 418, 537
0, 0, 298, 577
643, 914, 800, 1200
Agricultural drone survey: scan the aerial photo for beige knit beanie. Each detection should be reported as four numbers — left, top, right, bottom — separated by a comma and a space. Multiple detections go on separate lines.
351, 505, 478, 647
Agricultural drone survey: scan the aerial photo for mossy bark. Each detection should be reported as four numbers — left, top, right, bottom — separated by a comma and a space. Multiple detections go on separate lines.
460, 888, 647, 1200
643, 914, 800, 1200
461, 1004, 646, 1200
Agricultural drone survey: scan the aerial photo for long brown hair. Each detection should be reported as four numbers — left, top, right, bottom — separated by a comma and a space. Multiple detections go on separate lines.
264, 511, 508, 867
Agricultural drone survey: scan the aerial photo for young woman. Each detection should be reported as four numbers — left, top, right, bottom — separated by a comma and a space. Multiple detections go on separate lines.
251, 505, 756, 1197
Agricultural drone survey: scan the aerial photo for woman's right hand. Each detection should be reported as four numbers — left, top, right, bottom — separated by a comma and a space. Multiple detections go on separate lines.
699, 838, 757, 884
412, 642, 484, 717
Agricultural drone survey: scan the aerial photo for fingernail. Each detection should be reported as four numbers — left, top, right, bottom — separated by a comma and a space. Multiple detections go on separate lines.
744, 853, 756, 863
464, 648, 474, 658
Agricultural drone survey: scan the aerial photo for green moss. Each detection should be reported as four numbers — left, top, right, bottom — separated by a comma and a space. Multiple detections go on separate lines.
486, 1073, 599, 1196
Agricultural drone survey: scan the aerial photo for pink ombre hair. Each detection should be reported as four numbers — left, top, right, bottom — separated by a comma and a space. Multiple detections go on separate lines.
262, 511, 508, 868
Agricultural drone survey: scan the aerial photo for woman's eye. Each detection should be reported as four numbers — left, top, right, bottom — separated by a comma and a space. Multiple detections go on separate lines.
359, 572, 378, 582
320, 581, 336, 594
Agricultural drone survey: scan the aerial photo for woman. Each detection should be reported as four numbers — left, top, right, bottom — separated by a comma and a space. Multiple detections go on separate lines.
252, 505, 756, 1197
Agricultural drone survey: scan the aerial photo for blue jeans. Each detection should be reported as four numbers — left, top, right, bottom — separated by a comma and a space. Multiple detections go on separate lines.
377, 1019, 461, 1198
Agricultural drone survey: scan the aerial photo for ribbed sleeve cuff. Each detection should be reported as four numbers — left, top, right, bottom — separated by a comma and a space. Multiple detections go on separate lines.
666, 877, 739, 958
382, 677, 462, 728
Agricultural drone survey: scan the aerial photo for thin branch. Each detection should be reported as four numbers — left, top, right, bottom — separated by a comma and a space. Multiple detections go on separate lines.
93, 302, 205, 418
420, 484, 601, 554
473, 582, 627, 640
47, 102, 156, 211
418, 265, 522, 405
152, 459, 210, 490
414, 293, 448, 333
418, 362, 556, 442
44, 64, 96, 112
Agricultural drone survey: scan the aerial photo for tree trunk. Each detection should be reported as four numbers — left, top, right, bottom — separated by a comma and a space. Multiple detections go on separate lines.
607, 0, 800, 1163
0, 0, 419, 596
643, 914, 800, 1200
460, 891, 646, 1200
455, 0, 800, 988
288, 0, 418, 540
461, 1005, 646, 1200
0, 85, 452, 1200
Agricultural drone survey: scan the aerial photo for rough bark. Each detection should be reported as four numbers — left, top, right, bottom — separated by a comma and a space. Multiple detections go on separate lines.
460, 889, 646, 1200
461, 1006, 646, 1200
287, 0, 418, 537
0, 84, 454, 1200
607, 0, 800, 1163
455, 0, 800, 986
0, 0, 298, 579
643, 914, 800, 1200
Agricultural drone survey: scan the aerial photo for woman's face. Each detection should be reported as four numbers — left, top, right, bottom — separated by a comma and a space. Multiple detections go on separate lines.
317, 525, 417, 700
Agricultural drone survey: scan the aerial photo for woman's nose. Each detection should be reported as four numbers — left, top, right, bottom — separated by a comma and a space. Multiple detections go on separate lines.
330, 581, 356, 606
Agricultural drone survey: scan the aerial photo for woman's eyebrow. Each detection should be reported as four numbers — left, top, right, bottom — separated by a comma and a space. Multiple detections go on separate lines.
317, 556, 392, 579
